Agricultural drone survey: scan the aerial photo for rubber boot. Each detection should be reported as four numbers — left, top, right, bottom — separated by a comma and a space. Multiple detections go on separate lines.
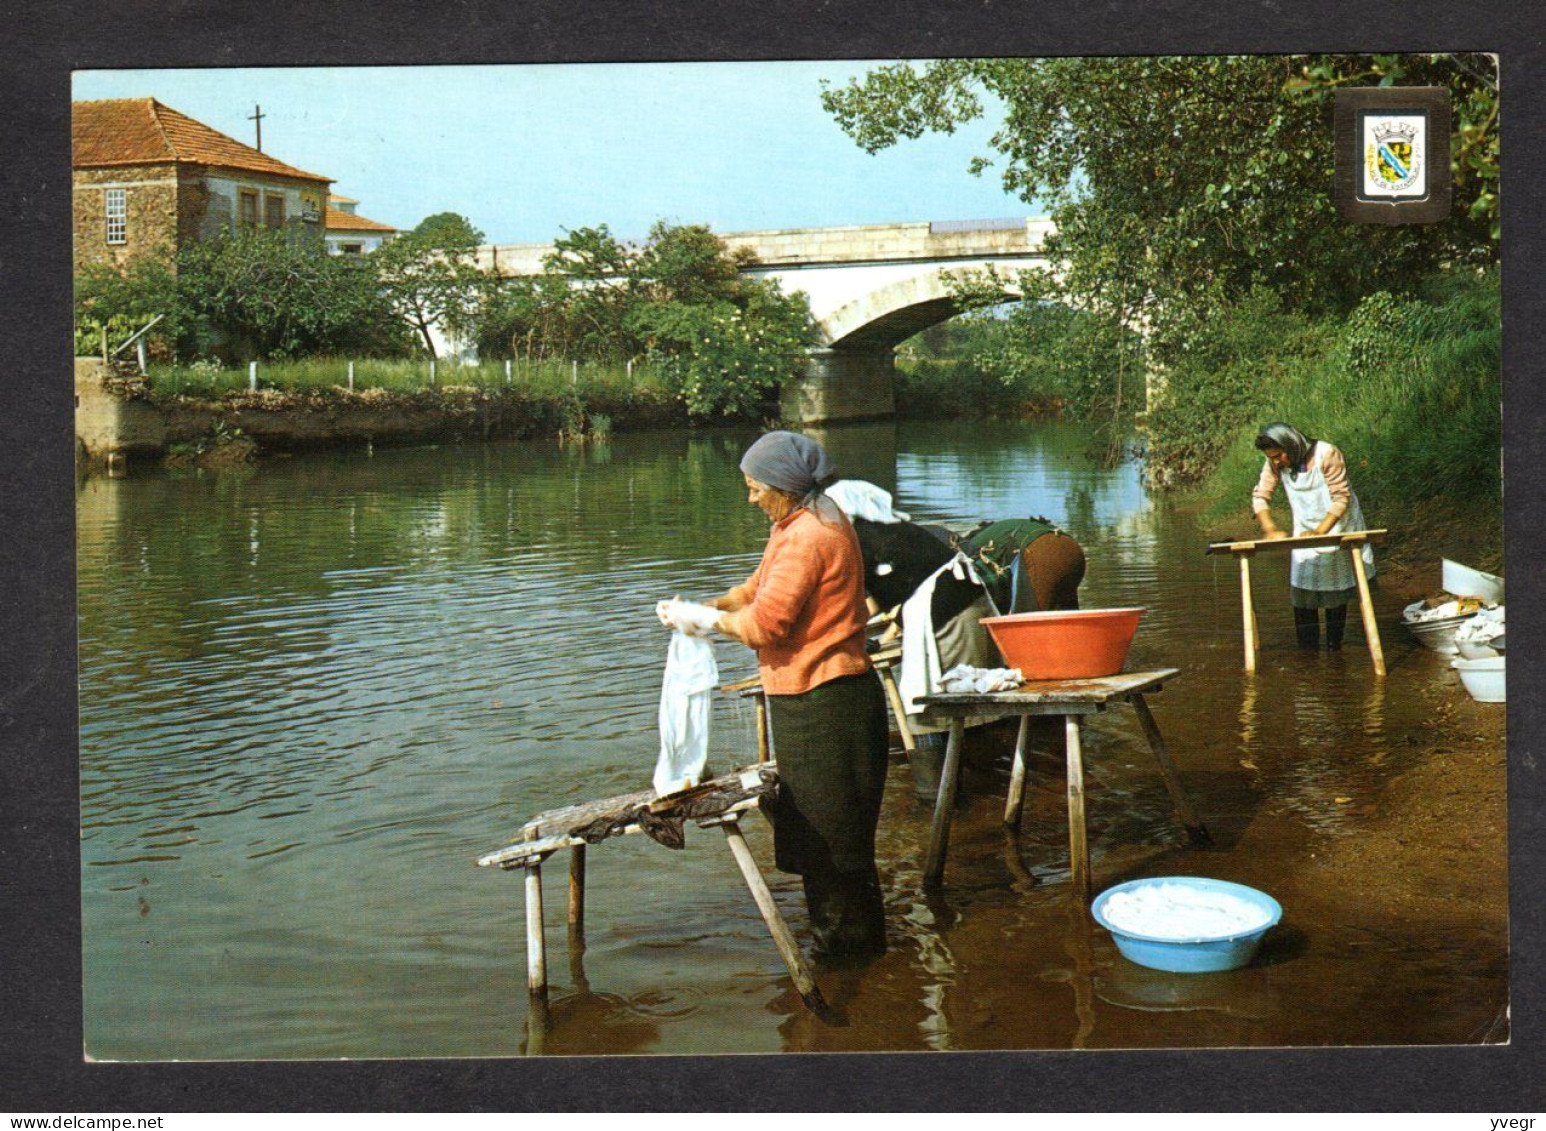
804, 867, 887, 965
1293, 606, 1320, 649
1325, 604, 1349, 650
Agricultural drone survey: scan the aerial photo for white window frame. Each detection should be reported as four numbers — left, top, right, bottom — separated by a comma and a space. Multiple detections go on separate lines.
105, 188, 127, 245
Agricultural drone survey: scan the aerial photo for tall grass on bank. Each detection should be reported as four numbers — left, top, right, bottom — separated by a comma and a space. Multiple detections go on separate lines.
146, 356, 668, 400
1180, 270, 1501, 537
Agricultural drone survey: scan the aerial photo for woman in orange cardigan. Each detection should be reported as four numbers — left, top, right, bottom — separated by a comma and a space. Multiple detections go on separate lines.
701, 432, 890, 963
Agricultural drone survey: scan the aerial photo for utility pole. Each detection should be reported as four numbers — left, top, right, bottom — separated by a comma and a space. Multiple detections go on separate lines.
248, 104, 266, 151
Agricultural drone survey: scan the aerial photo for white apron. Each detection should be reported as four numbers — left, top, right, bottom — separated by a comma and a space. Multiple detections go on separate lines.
1279, 441, 1375, 592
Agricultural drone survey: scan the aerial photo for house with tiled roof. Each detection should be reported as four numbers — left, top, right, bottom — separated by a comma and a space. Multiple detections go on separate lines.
324, 194, 399, 255
72, 97, 332, 272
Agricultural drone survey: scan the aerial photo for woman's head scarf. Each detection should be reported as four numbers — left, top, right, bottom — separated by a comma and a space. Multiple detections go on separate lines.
739, 431, 843, 524
1254, 423, 1316, 475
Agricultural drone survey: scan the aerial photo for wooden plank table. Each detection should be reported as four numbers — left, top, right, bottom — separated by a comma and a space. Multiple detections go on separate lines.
916, 668, 1210, 904
476, 762, 839, 1023
1205, 529, 1388, 676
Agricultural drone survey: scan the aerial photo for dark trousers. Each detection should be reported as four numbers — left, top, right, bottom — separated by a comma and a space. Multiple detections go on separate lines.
767, 673, 890, 962
1294, 604, 1349, 649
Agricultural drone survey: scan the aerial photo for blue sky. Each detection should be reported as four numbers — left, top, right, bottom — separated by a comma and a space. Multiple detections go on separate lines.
74, 63, 1038, 244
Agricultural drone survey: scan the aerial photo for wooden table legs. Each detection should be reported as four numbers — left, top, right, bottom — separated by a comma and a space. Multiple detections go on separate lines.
1130, 694, 1212, 848
1233, 545, 1386, 677
1064, 715, 1090, 906
877, 664, 917, 753
718, 816, 830, 1017
523, 829, 548, 1007
1003, 715, 1032, 827
1239, 552, 1259, 673
1351, 545, 1386, 677
933, 699, 1206, 894
923, 719, 967, 885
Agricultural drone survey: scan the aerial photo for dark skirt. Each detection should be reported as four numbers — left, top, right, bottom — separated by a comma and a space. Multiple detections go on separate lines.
765, 672, 889, 878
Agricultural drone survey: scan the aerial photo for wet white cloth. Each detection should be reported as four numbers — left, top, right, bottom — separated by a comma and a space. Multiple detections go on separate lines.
823, 479, 911, 524
654, 630, 719, 796
898, 552, 981, 716
1278, 441, 1375, 590
656, 597, 721, 637
938, 665, 1024, 694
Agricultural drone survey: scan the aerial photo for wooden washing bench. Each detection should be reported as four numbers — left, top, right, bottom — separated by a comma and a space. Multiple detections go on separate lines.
477, 762, 836, 1019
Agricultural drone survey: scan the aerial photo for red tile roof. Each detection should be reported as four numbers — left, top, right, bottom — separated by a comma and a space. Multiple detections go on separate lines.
73, 98, 331, 184
325, 207, 398, 233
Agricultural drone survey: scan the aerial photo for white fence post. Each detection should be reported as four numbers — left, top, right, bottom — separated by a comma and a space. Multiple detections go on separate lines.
430, 359, 437, 387
248, 361, 257, 392
626, 357, 633, 380
571, 359, 578, 386
505, 359, 512, 387
348, 361, 355, 392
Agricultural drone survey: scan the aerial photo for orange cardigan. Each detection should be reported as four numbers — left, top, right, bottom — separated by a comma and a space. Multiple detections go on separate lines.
722, 506, 873, 696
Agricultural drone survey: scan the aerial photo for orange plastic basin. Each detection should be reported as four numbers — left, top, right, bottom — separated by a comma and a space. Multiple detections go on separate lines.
981, 608, 1145, 680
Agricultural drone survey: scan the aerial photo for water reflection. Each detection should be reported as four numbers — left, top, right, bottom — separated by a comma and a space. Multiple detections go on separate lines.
77, 419, 1504, 1059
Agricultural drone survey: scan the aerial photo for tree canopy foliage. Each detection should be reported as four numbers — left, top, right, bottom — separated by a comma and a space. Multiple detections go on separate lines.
374, 213, 488, 357
822, 54, 1498, 357
477, 221, 815, 416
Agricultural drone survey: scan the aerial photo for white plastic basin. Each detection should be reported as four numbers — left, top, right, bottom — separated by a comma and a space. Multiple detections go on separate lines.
1443, 559, 1505, 603
1451, 656, 1505, 703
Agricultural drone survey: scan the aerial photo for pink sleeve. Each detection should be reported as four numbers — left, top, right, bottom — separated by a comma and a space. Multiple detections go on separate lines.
1318, 445, 1352, 511
1251, 459, 1279, 513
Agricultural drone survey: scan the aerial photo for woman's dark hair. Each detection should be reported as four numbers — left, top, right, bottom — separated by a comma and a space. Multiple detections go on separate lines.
1254, 422, 1315, 473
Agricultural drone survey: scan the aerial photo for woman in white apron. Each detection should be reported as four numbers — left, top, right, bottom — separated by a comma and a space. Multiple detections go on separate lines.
1251, 422, 1376, 649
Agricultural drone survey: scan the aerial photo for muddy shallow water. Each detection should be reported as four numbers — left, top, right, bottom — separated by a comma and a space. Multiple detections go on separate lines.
76, 419, 1508, 1059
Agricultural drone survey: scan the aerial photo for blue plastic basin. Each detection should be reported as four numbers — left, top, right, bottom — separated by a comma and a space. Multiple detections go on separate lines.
1091, 876, 1282, 974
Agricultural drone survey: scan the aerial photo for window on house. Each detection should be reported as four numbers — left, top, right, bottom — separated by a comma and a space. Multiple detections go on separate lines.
105, 188, 127, 245
239, 191, 259, 230
264, 194, 286, 228
340, 243, 363, 255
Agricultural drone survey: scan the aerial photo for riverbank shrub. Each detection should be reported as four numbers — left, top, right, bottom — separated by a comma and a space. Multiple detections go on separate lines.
475, 221, 816, 418
1169, 268, 1500, 531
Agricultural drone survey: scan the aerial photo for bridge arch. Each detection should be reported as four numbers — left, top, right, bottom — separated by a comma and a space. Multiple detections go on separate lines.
817, 265, 1030, 350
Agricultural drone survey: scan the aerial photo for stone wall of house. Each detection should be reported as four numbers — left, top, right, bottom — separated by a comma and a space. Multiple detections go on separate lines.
201, 170, 329, 245
72, 165, 180, 272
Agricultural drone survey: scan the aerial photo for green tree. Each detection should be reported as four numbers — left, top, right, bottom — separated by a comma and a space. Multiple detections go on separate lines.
375, 212, 489, 357
822, 54, 1498, 357
74, 250, 183, 358
478, 220, 816, 418
174, 229, 405, 359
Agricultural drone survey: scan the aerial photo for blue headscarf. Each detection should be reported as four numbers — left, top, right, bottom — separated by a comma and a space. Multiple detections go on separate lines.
739, 431, 844, 524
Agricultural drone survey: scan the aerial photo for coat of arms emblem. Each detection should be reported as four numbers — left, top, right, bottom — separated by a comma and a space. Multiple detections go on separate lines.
1364, 118, 1423, 196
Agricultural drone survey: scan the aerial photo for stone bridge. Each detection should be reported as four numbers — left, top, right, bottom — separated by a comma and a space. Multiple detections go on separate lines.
473, 217, 1058, 423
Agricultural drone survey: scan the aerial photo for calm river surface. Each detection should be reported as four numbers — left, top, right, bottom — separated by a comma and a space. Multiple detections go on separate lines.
77, 419, 1507, 1059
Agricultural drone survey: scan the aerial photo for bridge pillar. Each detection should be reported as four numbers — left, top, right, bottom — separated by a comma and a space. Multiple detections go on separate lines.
782, 348, 896, 425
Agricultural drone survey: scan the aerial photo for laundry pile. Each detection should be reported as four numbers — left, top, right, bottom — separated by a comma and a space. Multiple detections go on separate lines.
937, 665, 1024, 694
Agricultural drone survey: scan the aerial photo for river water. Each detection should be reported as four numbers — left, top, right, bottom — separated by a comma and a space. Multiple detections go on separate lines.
77, 419, 1508, 1059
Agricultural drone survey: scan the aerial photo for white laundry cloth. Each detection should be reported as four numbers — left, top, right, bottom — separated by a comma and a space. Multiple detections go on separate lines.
938, 665, 1024, 694
898, 552, 980, 716
654, 630, 719, 797
656, 597, 721, 637
823, 479, 911, 524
